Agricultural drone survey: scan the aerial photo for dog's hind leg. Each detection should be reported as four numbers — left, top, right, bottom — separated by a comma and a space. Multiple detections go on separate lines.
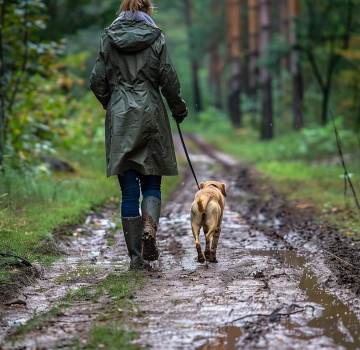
205, 225, 217, 262
203, 224, 211, 260
191, 223, 205, 263
209, 227, 221, 263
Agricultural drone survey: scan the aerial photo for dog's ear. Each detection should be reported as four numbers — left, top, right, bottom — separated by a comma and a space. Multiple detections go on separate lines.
199, 182, 205, 189
220, 183, 227, 197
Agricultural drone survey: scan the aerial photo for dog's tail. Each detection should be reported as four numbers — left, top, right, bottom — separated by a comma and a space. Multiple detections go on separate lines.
197, 193, 211, 213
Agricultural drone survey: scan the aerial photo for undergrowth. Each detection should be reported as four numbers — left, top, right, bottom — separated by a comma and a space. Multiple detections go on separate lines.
183, 107, 360, 240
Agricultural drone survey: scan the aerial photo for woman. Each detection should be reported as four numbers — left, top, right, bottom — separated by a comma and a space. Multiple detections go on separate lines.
90, 0, 188, 269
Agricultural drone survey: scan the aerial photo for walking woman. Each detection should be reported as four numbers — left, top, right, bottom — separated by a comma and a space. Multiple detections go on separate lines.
90, 0, 188, 268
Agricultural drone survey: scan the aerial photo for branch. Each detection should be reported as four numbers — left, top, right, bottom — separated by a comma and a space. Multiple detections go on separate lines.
6, 0, 29, 115
229, 305, 315, 324
0, 252, 32, 267
0, 0, 6, 165
326, 252, 359, 270
330, 109, 360, 210
305, 49, 325, 90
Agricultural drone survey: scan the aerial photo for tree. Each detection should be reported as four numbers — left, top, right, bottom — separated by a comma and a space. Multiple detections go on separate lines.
300, 0, 355, 125
248, 0, 259, 94
208, 0, 223, 109
0, 0, 68, 165
225, 0, 242, 127
0, 0, 5, 166
289, 0, 303, 130
259, 0, 273, 139
280, 0, 289, 70
183, 0, 202, 112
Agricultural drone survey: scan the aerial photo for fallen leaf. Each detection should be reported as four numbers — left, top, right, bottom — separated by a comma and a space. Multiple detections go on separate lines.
295, 204, 310, 209
346, 231, 353, 235
93, 222, 101, 226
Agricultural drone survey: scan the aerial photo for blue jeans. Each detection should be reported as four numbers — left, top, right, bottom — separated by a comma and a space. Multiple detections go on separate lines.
117, 170, 161, 218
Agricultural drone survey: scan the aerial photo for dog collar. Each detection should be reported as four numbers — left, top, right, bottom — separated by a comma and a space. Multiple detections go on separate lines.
209, 184, 220, 190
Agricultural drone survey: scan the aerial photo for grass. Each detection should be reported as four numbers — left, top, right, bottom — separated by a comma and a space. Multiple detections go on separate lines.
0, 136, 182, 284
81, 271, 146, 349
85, 323, 139, 350
0, 143, 118, 266
9, 270, 146, 348
182, 110, 360, 240
13, 306, 63, 337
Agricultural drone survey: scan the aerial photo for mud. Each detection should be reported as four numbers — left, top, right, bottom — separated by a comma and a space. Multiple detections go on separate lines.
1, 133, 360, 349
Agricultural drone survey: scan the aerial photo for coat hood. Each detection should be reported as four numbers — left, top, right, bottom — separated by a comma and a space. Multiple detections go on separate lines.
105, 14, 161, 53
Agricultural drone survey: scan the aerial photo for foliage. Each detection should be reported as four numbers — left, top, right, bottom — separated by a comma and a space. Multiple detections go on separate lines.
184, 108, 360, 238
0, 0, 104, 166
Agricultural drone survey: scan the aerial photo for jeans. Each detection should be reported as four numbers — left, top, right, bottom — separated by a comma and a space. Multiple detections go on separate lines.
117, 170, 161, 218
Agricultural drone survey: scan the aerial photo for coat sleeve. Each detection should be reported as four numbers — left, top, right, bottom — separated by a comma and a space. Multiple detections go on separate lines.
158, 36, 188, 119
90, 39, 110, 110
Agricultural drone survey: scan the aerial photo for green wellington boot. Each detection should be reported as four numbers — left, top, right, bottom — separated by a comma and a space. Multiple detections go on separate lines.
122, 216, 144, 269
142, 196, 161, 261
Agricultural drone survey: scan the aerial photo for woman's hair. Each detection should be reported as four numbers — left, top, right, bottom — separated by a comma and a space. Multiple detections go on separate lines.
119, 0, 153, 14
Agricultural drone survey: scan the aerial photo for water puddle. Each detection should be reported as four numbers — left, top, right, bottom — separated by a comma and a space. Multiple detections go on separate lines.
250, 249, 360, 348
197, 326, 242, 350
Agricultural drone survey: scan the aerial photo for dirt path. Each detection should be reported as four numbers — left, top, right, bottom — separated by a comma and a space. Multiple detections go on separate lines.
1, 134, 360, 349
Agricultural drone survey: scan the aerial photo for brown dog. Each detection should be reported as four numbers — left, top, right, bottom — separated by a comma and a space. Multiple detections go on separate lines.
190, 181, 227, 263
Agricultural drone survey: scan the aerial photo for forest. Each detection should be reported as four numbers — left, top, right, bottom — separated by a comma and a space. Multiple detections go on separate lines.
1, 0, 360, 160
0, 0, 360, 276
1, 1, 360, 348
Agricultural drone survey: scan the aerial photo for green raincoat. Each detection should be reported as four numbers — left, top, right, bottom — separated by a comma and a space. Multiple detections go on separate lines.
90, 17, 187, 177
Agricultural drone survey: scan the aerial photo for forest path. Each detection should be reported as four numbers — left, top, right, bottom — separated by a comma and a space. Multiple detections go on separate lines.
131, 133, 360, 349
1, 133, 360, 349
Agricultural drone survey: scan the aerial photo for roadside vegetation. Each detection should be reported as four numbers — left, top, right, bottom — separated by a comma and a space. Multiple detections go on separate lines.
183, 107, 360, 240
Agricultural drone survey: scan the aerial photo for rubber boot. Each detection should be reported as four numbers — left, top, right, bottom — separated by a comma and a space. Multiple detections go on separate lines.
122, 216, 144, 269
142, 196, 161, 261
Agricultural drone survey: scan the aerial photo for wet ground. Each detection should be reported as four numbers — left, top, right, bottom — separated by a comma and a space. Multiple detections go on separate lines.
1, 133, 360, 349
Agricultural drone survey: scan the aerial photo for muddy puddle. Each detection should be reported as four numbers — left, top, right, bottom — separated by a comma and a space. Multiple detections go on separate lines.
197, 326, 242, 350
247, 249, 360, 349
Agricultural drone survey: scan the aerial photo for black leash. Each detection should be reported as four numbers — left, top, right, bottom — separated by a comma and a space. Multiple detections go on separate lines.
176, 122, 200, 191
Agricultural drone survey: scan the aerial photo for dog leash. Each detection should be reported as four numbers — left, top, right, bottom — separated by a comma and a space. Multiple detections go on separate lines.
176, 121, 200, 191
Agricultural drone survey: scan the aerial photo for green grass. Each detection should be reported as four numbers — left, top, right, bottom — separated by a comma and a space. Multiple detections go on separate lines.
182, 109, 360, 240
82, 271, 145, 349
12, 306, 63, 338
85, 323, 139, 350
9, 270, 146, 347
0, 137, 181, 283
0, 143, 118, 265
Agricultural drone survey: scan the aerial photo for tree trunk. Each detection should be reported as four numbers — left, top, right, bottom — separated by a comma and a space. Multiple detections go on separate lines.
303, 0, 353, 125
248, 0, 259, 94
0, 0, 6, 167
289, 0, 303, 130
225, 0, 242, 127
240, 0, 250, 95
280, 0, 289, 70
183, 0, 202, 112
322, 86, 329, 126
208, 0, 223, 109
259, 0, 273, 139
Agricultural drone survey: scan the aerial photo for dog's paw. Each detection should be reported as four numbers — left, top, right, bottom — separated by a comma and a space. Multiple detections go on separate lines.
209, 255, 218, 263
204, 249, 210, 260
198, 254, 206, 263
